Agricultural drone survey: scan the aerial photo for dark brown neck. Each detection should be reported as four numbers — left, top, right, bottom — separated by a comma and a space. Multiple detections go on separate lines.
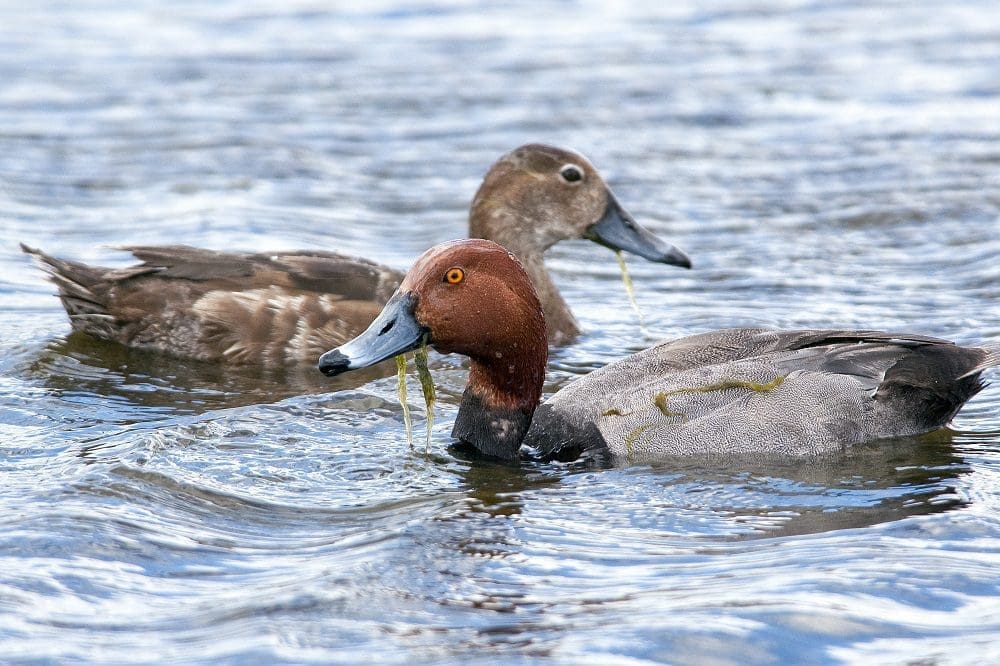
450, 339, 547, 461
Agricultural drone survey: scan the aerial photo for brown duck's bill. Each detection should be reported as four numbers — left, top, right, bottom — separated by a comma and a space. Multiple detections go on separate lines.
318, 291, 426, 376
585, 192, 692, 268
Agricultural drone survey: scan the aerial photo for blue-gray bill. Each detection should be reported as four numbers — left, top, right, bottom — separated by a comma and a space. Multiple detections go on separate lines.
318, 291, 425, 376
586, 192, 692, 268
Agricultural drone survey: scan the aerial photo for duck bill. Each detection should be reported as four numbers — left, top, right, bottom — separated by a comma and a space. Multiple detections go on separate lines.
318, 291, 426, 376
586, 192, 692, 268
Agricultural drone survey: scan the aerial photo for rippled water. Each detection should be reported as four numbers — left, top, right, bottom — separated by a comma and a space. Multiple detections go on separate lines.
2, 1, 999, 663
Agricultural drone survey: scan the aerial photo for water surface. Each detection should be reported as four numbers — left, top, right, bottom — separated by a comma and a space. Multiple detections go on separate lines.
2, 1, 999, 663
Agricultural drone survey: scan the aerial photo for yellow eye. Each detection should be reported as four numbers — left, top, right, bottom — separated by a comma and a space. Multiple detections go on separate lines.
445, 267, 465, 284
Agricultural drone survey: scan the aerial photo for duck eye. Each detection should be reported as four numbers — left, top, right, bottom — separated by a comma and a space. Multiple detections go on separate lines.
444, 267, 465, 284
560, 164, 584, 183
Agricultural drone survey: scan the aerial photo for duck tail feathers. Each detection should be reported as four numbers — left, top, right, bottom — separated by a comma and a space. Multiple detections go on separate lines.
21, 243, 112, 319
958, 345, 1000, 380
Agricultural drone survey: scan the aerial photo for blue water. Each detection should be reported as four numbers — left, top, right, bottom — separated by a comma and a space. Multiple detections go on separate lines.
1, 1, 999, 663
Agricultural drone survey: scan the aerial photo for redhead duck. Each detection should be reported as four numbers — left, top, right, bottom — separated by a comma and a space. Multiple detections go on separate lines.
22, 144, 688, 366
318, 239, 998, 461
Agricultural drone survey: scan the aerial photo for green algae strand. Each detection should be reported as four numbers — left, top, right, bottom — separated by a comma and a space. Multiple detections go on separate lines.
413, 338, 436, 453
396, 354, 414, 448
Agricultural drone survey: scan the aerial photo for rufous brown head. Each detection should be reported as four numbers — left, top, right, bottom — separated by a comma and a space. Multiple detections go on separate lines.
319, 239, 547, 407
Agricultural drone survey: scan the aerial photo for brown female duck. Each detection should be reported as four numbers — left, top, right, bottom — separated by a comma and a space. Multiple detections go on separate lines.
319, 239, 997, 462
23, 144, 690, 365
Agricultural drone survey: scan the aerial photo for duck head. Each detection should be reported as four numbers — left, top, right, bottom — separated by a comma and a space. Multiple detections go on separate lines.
319, 239, 548, 460
469, 143, 691, 268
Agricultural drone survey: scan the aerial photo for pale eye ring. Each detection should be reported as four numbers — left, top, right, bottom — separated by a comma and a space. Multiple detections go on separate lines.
560, 164, 584, 183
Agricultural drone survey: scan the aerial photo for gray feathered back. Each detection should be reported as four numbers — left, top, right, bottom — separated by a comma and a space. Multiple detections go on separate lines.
524, 328, 995, 460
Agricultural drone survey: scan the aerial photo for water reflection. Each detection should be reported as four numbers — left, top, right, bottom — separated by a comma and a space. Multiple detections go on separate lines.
642, 430, 968, 539
30, 332, 389, 413
442, 429, 968, 539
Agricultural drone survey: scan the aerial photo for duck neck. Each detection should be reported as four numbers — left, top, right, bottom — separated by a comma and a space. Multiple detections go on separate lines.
470, 212, 580, 344
519, 254, 580, 345
451, 335, 548, 461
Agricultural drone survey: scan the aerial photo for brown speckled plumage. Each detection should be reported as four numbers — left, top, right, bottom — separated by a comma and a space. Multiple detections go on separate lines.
24, 144, 690, 364
22, 244, 400, 365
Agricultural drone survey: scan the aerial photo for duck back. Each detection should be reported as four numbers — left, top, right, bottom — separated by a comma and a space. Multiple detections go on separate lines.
22, 244, 402, 365
524, 329, 994, 460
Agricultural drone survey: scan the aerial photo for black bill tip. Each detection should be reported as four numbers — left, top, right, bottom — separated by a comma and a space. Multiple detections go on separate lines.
659, 245, 692, 269
318, 349, 352, 376
317, 291, 425, 378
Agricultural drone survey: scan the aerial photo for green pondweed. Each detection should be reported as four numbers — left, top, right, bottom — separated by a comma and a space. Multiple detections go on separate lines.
394, 336, 436, 452
413, 337, 436, 453
396, 353, 414, 448
615, 250, 645, 329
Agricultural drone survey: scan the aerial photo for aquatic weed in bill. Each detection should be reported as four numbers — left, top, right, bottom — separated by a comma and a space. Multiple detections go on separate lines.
394, 336, 436, 451
616, 250, 645, 329
413, 338, 436, 452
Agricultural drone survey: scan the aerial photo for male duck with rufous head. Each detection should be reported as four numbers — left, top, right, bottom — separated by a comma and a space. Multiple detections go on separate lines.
320, 239, 998, 462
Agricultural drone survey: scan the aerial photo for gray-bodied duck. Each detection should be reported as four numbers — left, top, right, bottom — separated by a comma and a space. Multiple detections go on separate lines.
319, 239, 998, 461
23, 144, 690, 365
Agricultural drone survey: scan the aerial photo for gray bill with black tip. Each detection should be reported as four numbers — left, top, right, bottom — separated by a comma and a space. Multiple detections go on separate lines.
586, 192, 692, 268
318, 291, 425, 376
